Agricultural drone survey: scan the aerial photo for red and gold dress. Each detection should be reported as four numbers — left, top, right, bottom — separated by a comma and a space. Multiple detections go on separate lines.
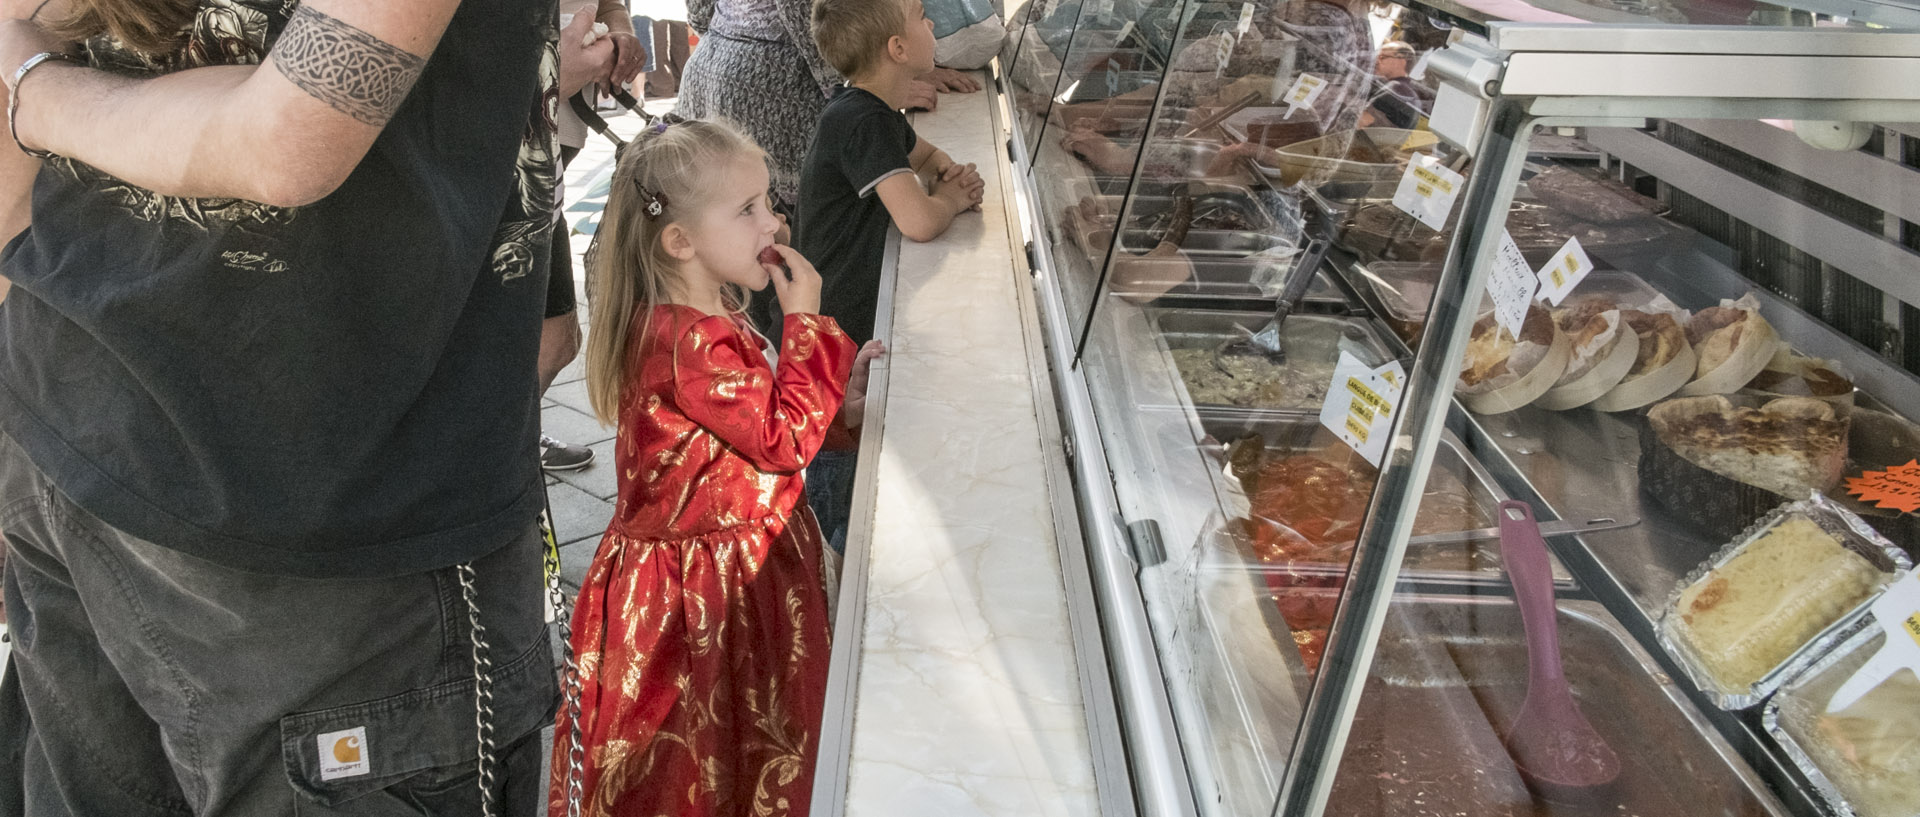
549, 305, 855, 817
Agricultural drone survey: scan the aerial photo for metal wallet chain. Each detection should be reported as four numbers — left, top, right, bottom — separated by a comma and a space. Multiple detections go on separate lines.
542, 502, 588, 817
459, 502, 585, 817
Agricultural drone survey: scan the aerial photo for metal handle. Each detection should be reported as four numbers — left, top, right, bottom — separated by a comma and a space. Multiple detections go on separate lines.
1270, 237, 1330, 327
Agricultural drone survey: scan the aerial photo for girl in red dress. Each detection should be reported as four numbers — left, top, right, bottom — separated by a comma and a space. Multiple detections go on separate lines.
548, 119, 877, 817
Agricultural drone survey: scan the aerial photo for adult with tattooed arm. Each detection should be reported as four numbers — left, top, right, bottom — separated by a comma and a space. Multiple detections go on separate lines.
0, 0, 560, 814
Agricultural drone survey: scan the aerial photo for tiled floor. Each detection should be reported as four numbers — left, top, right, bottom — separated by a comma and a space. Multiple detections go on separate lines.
542, 98, 667, 592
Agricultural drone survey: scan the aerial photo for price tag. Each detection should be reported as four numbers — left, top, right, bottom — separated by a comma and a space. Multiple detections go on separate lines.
1391, 153, 1465, 232
1116, 20, 1134, 44
1237, 2, 1255, 34
1489, 230, 1536, 340
1214, 33, 1233, 75
1320, 352, 1405, 467
1106, 58, 1120, 98
1827, 569, 1920, 712
1282, 73, 1326, 117
1093, 0, 1113, 19
1534, 236, 1594, 306
1847, 460, 1920, 513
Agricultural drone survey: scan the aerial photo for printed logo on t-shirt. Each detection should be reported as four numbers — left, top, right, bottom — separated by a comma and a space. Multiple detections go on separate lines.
317, 727, 370, 780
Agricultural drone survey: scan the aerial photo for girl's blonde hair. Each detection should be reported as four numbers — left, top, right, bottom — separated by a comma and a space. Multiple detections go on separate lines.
585, 118, 768, 425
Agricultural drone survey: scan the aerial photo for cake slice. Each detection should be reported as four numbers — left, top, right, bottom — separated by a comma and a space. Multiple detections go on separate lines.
1672, 515, 1884, 692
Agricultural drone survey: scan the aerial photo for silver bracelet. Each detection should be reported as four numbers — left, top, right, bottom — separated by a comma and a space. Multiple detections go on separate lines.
8, 51, 81, 160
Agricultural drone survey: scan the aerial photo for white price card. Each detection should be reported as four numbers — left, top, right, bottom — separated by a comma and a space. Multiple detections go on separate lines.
1535, 236, 1594, 306
1827, 569, 1920, 712
1490, 230, 1537, 339
1116, 20, 1135, 44
1282, 73, 1326, 116
1391, 153, 1465, 232
1237, 2, 1255, 34
1320, 353, 1406, 467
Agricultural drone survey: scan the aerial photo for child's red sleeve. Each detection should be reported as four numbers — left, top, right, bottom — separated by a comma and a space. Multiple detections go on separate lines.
670, 313, 856, 473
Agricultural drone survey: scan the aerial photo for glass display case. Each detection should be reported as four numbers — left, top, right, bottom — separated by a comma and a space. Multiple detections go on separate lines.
995, 0, 1920, 815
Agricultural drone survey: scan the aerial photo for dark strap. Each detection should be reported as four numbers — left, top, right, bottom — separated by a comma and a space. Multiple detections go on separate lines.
568, 88, 650, 151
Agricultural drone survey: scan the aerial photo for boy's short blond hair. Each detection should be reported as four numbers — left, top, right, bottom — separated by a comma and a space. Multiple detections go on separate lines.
813, 0, 907, 80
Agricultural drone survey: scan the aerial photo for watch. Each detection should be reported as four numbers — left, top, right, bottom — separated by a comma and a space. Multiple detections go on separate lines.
8, 51, 82, 160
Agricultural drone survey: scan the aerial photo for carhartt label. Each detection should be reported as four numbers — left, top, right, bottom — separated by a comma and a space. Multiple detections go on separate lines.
318, 727, 370, 781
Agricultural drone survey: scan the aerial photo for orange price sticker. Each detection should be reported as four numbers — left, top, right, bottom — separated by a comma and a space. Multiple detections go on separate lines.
1845, 459, 1920, 513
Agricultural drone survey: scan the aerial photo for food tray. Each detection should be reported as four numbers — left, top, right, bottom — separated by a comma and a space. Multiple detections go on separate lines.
1086, 137, 1256, 189
1657, 494, 1912, 709
1327, 196, 1695, 268
1190, 410, 1575, 587
1149, 309, 1396, 413
1252, 127, 1439, 187
1121, 229, 1348, 309
1212, 590, 1791, 817
1764, 618, 1920, 817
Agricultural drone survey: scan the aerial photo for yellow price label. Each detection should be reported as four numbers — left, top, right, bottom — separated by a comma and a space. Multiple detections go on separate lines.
1344, 415, 1370, 442
1549, 268, 1566, 288
1411, 165, 1455, 194
1349, 399, 1375, 424
1345, 377, 1392, 417
1904, 612, 1920, 648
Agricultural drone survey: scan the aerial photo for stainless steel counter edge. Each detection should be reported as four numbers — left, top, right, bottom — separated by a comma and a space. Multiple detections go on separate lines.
986, 65, 1137, 817
811, 228, 899, 817
998, 64, 1205, 817
810, 68, 1114, 816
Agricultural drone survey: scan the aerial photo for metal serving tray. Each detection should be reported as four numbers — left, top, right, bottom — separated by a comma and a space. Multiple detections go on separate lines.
1089, 138, 1256, 190
1189, 411, 1575, 588
1200, 590, 1792, 817
1149, 309, 1395, 414
1117, 228, 1349, 309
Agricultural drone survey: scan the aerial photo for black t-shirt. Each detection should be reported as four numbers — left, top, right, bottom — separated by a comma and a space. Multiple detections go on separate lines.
795, 86, 916, 345
0, 0, 560, 578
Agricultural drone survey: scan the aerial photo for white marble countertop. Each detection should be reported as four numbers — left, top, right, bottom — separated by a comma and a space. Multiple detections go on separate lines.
825, 80, 1101, 817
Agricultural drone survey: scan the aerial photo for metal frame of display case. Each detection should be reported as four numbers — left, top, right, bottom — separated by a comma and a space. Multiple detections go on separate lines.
997, 2, 1920, 815
1275, 24, 1920, 817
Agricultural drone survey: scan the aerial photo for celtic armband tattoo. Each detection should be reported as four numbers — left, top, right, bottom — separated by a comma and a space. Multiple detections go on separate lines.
271, 6, 427, 127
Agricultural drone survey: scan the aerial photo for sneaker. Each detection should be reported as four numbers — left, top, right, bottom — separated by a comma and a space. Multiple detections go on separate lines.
539, 435, 594, 471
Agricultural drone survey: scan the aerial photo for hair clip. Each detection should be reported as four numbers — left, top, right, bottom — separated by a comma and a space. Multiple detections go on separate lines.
635, 182, 669, 217
651, 120, 671, 135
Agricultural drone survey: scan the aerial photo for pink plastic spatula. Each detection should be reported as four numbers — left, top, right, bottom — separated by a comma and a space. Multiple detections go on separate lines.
1498, 499, 1621, 796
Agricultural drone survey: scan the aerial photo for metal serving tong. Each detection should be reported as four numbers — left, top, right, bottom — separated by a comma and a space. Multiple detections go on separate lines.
1211, 236, 1332, 373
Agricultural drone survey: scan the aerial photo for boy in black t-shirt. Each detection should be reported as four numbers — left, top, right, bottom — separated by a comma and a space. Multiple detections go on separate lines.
795, 0, 986, 551
800, 0, 986, 346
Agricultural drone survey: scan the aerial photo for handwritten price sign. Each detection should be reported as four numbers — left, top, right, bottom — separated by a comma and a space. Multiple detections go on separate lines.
1846, 460, 1920, 514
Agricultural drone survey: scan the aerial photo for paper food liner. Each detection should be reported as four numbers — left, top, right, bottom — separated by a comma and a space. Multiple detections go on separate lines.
1679, 294, 1781, 397
1591, 295, 1697, 412
1536, 309, 1640, 411
1457, 314, 1571, 415
1742, 347, 1856, 407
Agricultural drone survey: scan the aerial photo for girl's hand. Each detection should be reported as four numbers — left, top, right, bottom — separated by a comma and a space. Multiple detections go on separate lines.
762, 244, 822, 316
842, 340, 887, 429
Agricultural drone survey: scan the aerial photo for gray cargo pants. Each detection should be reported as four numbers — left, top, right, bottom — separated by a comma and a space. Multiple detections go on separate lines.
0, 432, 556, 816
